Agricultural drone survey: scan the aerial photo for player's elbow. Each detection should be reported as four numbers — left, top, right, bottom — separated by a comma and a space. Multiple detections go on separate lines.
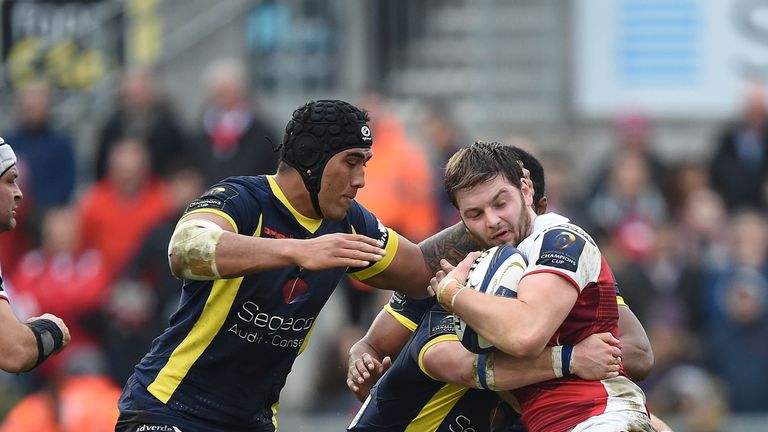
625, 344, 654, 381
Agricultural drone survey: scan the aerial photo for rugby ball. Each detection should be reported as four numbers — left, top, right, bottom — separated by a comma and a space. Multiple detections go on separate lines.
454, 245, 528, 354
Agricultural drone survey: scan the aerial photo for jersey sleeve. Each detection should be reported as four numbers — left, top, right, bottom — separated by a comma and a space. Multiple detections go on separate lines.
383, 292, 436, 332
182, 178, 263, 236
345, 201, 400, 281
412, 304, 460, 378
521, 223, 602, 292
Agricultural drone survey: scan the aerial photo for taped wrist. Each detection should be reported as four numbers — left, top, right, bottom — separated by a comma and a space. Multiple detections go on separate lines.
25, 319, 64, 370
551, 345, 574, 378
473, 352, 497, 390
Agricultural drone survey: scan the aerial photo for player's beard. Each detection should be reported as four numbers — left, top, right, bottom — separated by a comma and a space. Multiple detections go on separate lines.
511, 189, 532, 247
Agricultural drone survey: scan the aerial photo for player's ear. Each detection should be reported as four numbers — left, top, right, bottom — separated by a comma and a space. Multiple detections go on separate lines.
536, 196, 548, 215
521, 178, 534, 208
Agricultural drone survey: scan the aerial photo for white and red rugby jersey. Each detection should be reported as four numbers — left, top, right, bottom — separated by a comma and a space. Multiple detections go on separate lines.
513, 213, 647, 432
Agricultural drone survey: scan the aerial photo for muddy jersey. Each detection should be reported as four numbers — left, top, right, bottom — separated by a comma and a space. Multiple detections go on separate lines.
512, 213, 647, 432
118, 175, 400, 431
349, 303, 512, 432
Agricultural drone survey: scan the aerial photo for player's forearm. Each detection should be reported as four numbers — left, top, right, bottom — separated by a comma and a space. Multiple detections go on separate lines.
491, 349, 555, 390
170, 232, 297, 280
418, 223, 481, 274
357, 309, 411, 360
213, 233, 299, 278
0, 310, 39, 373
450, 288, 545, 358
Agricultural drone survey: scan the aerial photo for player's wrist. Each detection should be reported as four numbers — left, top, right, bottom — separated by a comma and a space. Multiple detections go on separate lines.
24, 318, 65, 371
436, 277, 462, 311
551, 345, 574, 378
473, 352, 497, 390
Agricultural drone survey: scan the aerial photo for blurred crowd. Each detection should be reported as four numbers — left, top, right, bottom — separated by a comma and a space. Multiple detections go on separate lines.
1, 59, 768, 432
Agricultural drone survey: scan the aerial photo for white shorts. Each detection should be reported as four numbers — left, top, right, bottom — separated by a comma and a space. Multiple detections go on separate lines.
567, 410, 657, 432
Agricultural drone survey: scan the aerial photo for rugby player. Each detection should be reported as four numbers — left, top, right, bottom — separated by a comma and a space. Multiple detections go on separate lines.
348, 146, 666, 431
434, 142, 655, 431
115, 100, 438, 432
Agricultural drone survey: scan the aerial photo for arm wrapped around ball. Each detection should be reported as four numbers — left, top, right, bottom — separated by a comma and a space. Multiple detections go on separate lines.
24, 318, 65, 371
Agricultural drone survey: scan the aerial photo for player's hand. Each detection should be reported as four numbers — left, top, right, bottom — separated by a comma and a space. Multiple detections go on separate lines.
347, 352, 392, 402
433, 252, 480, 309
28, 313, 71, 353
292, 234, 386, 270
443, 251, 480, 287
571, 332, 621, 381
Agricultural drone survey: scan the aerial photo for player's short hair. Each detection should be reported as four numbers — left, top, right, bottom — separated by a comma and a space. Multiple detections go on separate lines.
444, 141, 524, 209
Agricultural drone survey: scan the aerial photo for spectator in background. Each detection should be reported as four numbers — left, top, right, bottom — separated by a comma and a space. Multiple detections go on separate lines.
100, 160, 205, 386
190, 58, 278, 184
701, 210, 768, 324
587, 150, 668, 262
95, 67, 187, 180
79, 138, 172, 282
666, 162, 710, 220
709, 84, 768, 212
9, 206, 110, 380
1, 80, 77, 274
5, 79, 76, 211
587, 110, 669, 204
708, 267, 768, 413
419, 101, 464, 228
702, 210, 768, 412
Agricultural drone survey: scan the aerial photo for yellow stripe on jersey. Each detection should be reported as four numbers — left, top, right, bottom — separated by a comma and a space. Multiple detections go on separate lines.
349, 228, 400, 281
254, 213, 263, 237
418, 334, 459, 380
383, 304, 418, 332
617, 295, 627, 307
267, 176, 322, 233
271, 400, 279, 431
298, 321, 315, 356
180, 209, 239, 234
147, 277, 244, 403
405, 383, 469, 432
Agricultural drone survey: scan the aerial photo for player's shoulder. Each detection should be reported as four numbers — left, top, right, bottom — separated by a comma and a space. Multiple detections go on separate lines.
526, 213, 596, 248
542, 222, 596, 246
219, 175, 271, 195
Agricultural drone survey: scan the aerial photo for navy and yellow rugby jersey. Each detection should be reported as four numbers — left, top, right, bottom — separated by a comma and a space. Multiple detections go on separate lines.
384, 291, 436, 332
119, 175, 400, 431
349, 303, 516, 432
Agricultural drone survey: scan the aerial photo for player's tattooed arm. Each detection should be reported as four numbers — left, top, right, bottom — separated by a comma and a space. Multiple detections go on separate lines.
419, 222, 482, 273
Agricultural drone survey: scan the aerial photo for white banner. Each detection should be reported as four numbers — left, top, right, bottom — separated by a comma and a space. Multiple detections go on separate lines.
574, 0, 768, 118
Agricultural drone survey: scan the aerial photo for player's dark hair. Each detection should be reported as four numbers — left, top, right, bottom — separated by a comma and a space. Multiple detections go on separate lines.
510, 146, 545, 206
444, 141, 524, 208
279, 99, 372, 217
